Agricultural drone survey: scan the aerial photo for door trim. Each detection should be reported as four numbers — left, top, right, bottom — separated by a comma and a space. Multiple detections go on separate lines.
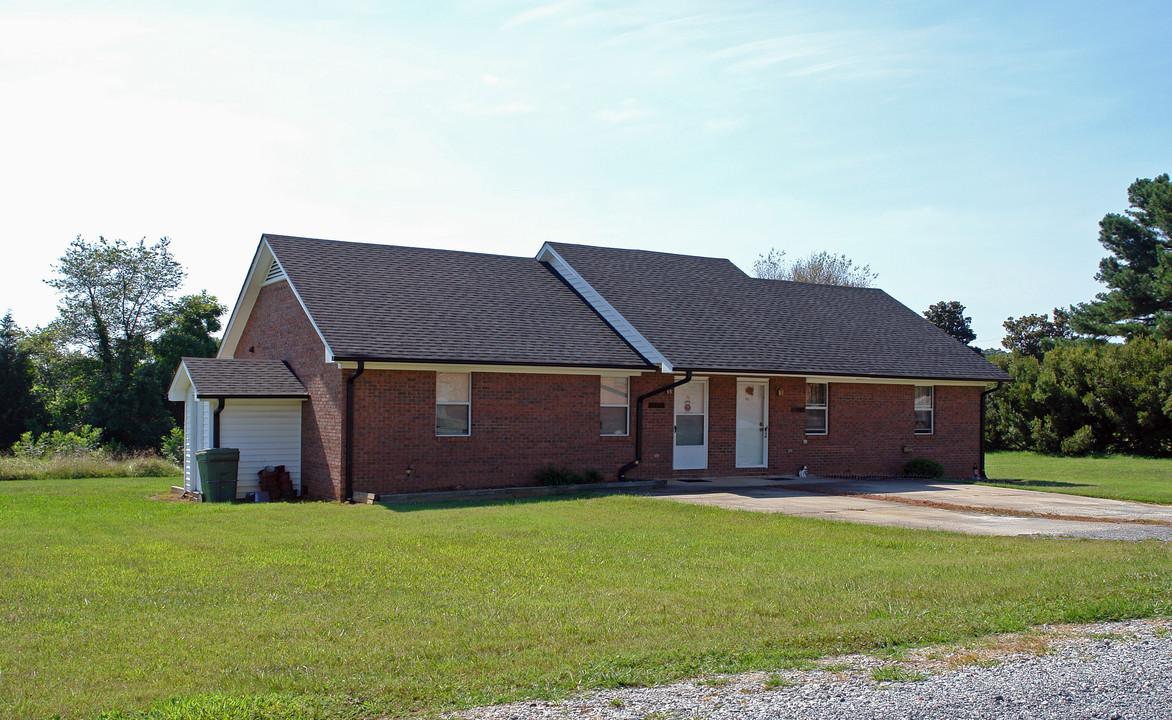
673, 377, 709, 471
735, 379, 769, 468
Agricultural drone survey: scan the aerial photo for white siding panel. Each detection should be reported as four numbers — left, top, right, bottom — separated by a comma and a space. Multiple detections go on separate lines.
218, 400, 303, 497
183, 388, 195, 491
197, 400, 211, 494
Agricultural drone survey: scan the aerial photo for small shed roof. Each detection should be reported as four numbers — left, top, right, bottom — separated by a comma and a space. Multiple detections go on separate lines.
168, 358, 309, 401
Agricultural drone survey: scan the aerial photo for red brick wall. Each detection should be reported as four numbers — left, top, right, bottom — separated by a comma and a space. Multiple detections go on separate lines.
350, 370, 982, 494
232, 281, 346, 500
626, 374, 981, 480
769, 379, 981, 479
351, 370, 637, 494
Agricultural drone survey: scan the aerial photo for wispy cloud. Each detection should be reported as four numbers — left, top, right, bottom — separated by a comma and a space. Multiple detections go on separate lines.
482, 73, 518, 86
483, 101, 537, 115
501, 1, 582, 30
448, 96, 537, 115
701, 117, 747, 134
593, 98, 650, 123
710, 28, 933, 82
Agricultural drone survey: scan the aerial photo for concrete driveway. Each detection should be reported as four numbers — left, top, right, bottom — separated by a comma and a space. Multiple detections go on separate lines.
648, 476, 1172, 540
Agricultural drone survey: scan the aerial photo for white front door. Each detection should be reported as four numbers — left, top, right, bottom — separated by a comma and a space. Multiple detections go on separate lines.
673, 377, 708, 470
735, 380, 768, 468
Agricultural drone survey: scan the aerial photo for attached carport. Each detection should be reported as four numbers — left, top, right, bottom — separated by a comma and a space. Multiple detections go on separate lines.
168, 357, 309, 499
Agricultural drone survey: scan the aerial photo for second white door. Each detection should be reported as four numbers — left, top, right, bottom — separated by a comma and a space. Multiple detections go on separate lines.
735, 380, 768, 468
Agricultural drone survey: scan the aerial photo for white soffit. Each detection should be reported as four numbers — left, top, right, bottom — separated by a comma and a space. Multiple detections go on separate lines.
536, 243, 673, 373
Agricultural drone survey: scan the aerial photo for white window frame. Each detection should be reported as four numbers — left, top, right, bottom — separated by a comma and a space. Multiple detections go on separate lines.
805, 382, 828, 435
600, 376, 630, 436
436, 372, 471, 437
914, 385, 934, 435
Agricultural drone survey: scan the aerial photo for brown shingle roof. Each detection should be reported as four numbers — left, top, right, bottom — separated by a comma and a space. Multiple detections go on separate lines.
181, 358, 308, 398
264, 235, 652, 369
545, 242, 1011, 381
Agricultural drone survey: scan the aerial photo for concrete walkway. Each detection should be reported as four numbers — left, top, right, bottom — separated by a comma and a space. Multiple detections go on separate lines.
648, 476, 1172, 540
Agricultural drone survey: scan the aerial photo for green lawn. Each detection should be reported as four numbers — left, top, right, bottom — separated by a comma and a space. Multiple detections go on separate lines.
1, 478, 1171, 720
984, 451, 1172, 504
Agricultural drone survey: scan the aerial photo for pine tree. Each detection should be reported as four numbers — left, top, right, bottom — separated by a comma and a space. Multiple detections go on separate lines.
1071, 174, 1172, 339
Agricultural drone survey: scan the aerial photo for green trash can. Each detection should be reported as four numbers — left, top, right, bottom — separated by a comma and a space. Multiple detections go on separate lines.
196, 448, 241, 503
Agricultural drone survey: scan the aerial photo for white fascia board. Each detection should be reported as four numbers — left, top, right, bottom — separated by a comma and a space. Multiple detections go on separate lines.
802, 375, 992, 387
672, 370, 992, 387
536, 243, 673, 373
218, 240, 271, 359
335, 360, 649, 377
217, 237, 336, 362
167, 361, 193, 402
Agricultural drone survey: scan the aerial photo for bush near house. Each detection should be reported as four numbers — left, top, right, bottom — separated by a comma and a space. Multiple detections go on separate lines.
984, 338, 1172, 457
901, 457, 945, 478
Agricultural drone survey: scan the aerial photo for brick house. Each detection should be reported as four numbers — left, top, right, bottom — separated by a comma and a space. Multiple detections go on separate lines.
169, 234, 1009, 501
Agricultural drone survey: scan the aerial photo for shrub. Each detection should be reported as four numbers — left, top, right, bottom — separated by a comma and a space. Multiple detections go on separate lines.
161, 427, 184, 464
901, 457, 944, 478
533, 467, 609, 486
1060, 425, 1096, 456
11, 426, 103, 458
533, 466, 581, 486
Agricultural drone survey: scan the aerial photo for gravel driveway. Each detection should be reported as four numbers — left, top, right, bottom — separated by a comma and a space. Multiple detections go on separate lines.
456, 618, 1172, 720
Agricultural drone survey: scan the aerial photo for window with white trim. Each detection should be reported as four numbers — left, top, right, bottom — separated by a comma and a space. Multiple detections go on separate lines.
914, 385, 934, 435
436, 372, 471, 436
805, 382, 828, 435
600, 376, 629, 436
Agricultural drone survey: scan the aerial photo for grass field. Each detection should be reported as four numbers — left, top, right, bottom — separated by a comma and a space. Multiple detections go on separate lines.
1, 478, 1170, 720
984, 452, 1172, 504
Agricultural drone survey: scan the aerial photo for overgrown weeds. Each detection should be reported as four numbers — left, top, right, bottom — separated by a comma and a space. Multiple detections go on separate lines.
0, 453, 179, 480
3, 425, 180, 480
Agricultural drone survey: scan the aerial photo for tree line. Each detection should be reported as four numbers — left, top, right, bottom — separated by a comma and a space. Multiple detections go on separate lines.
0, 237, 224, 455
3, 174, 1169, 459
980, 174, 1172, 456
755, 173, 1172, 457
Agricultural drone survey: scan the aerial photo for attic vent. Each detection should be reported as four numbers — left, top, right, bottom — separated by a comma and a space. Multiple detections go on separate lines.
263, 259, 285, 285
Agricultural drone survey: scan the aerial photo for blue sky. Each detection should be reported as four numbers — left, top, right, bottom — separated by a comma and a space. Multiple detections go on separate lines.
3, 1, 1171, 347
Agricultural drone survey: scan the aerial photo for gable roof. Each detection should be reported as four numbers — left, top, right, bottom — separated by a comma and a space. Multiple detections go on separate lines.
542, 242, 1010, 381
217, 234, 1008, 382
168, 358, 309, 401
260, 234, 652, 369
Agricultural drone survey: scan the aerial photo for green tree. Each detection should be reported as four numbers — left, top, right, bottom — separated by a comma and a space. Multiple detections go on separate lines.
923, 300, 977, 346
1001, 309, 1073, 358
1071, 174, 1172, 339
46, 236, 186, 448
21, 323, 96, 436
984, 338, 1172, 456
753, 249, 877, 287
0, 312, 40, 448
48, 236, 184, 354
139, 291, 226, 433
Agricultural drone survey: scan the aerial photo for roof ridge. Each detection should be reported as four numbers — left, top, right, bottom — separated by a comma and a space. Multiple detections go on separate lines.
546, 240, 741, 265
263, 233, 536, 263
